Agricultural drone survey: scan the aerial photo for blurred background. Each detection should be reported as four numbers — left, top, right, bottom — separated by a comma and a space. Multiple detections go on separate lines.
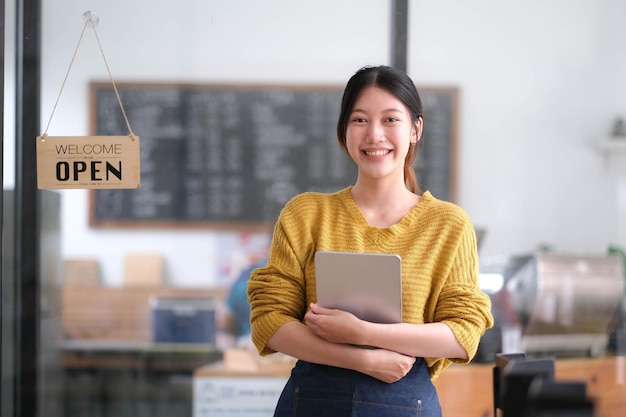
2, 1, 625, 416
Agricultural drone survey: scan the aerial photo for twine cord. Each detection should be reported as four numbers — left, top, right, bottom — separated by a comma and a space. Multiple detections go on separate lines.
42, 14, 135, 139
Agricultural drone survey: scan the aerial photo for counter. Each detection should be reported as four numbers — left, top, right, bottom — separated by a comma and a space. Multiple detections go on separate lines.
193, 352, 626, 417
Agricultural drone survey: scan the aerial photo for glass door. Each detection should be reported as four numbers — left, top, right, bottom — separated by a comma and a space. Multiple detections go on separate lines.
4, 1, 623, 417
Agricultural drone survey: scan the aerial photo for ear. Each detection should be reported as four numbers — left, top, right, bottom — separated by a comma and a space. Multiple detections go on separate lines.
411, 117, 423, 144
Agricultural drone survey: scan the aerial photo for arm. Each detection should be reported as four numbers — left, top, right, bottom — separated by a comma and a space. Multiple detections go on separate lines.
217, 306, 236, 334
363, 322, 467, 360
304, 213, 493, 366
305, 304, 467, 359
267, 319, 417, 383
247, 214, 417, 383
218, 269, 253, 337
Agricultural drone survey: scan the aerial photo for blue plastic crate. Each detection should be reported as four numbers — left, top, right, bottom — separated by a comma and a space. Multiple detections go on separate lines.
150, 298, 216, 344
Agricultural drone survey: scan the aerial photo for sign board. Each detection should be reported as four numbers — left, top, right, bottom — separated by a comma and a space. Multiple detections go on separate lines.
36, 135, 140, 189
193, 376, 287, 417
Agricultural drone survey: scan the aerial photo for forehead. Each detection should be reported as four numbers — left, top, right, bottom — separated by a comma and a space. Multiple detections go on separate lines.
352, 86, 405, 112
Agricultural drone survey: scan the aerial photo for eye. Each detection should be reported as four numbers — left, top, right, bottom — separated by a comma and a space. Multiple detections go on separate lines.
351, 117, 366, 124
386, 117, 399, 123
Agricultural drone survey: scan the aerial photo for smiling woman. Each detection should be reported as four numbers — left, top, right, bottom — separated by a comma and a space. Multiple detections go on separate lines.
248, 66, 493, 417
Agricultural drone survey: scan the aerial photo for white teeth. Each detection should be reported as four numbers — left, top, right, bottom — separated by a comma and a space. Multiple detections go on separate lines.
364, 150, 390, 156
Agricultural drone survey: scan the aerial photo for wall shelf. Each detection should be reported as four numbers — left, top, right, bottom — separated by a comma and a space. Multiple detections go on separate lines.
599, 138, 626, 152
598, 139, 626, 175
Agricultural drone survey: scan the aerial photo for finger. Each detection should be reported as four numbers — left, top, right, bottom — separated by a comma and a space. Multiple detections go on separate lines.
304, 310, 316, 324
309, 303, 321, 314
310, 303, 333, 315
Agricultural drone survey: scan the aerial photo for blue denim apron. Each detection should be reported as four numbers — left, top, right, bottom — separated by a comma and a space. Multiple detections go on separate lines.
273, 358, 441, 417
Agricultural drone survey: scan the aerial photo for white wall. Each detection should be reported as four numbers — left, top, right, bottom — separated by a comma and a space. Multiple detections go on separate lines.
4, 0, 624, 286
408, 1, 625, 258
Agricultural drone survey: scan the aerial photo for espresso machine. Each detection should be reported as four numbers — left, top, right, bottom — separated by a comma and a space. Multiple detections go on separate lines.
478, 251, 625, 359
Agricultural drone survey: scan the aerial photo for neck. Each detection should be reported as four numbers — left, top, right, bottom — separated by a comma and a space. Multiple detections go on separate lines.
350, 181, 420, 228
352, 175, 412, 203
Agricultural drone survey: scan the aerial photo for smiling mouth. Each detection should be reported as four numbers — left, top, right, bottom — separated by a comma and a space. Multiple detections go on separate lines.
363, 150, 391, 157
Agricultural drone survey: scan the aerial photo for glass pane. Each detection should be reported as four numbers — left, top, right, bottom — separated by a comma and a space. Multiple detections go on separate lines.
2, 0, 17, 415
38, 1, 390, 417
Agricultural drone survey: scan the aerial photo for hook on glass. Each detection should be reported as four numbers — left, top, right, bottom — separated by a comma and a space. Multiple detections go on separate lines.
82, 10, 99, 28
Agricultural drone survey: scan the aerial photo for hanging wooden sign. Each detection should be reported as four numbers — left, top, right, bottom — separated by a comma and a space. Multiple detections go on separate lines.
37, 11, 140, 190
36, 135, 140, 189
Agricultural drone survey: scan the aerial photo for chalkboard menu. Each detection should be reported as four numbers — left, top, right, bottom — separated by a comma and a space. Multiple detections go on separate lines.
89, 82, 457, 228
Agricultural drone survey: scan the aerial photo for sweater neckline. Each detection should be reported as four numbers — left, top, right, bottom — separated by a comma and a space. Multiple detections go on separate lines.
339, 187, 433, 233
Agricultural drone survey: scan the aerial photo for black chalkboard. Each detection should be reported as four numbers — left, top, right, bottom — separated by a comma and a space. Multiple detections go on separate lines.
89, 82, 457, 229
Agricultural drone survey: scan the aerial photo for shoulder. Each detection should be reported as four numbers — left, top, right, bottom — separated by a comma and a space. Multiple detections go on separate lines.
285, 188, 348, 206
281, 188, 349, 218
420, 191, 473, 227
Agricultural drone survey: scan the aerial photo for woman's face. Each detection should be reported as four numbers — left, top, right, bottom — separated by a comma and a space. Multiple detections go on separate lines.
345, 86, 421, 184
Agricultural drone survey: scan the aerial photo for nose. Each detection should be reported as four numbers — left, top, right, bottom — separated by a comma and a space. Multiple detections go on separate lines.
366, 121, 384, 142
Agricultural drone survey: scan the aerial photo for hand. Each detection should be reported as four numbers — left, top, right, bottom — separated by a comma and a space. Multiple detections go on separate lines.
358, 348, 417, 383
304, 303, 364, 345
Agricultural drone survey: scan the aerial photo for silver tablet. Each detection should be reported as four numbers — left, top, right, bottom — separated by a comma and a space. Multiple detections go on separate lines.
314, 251, 402, 324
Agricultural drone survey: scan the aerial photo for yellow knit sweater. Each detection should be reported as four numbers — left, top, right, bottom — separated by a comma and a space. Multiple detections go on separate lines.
247, 187, 494, 380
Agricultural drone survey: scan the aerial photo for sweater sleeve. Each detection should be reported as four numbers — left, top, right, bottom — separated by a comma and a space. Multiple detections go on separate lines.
426, 214, 494, 377
247, 204, 310, 356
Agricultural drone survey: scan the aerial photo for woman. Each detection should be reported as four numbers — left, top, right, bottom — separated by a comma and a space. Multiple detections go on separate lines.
247, 65, 493, 417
